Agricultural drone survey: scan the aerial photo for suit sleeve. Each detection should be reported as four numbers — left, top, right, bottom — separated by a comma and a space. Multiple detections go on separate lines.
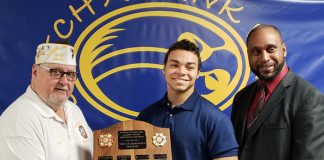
291, 89, 324, 159
231, 91, 241, 123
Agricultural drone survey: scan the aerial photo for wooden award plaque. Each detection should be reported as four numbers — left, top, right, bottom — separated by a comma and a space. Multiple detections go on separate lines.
93, 120, 172, 160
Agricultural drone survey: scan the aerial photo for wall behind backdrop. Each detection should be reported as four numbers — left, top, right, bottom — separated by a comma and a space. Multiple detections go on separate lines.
1, 0, 323, 130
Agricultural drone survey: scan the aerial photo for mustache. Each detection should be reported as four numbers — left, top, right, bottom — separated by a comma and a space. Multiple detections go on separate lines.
256, 62, 275, 68
55, 87, 68, 91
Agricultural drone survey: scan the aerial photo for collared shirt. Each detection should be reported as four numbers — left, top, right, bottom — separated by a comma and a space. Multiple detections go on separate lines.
246, 65, 289, 127
136, 90, 238, 160
0, 86, 93, 160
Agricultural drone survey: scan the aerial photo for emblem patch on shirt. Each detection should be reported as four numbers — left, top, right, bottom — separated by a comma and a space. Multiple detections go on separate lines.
99, 133, 113, 147
152, 133, 167, 147
78, 125, 88, 139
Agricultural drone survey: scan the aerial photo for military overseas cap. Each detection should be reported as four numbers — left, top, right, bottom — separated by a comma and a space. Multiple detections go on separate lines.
35, 43, 76, 65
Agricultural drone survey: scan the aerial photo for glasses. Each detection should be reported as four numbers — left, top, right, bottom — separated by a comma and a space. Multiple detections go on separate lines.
38, 65, 78, 81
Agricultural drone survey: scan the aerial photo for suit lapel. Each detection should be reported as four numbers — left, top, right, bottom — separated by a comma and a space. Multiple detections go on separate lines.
245, 71, 295, 142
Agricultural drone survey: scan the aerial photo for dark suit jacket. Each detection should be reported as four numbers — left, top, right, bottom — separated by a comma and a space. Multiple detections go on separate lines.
231, 70, 324, 160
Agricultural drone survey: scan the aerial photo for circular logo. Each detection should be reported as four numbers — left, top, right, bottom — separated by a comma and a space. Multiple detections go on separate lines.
74, 2, 249, 121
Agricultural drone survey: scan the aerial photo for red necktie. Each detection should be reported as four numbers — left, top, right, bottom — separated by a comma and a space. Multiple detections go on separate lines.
247, 83, 266, 128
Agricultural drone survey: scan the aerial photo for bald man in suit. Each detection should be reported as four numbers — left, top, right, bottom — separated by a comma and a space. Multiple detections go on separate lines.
231, 24, 324, 160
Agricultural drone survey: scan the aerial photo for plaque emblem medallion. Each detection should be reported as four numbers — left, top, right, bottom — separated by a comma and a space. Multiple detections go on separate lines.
152, 133, 167, 147
99, 133, 113, 147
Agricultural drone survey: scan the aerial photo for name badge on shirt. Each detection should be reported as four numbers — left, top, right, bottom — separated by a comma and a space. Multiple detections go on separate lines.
75, 122, 89, 142
79, 125, 88, 139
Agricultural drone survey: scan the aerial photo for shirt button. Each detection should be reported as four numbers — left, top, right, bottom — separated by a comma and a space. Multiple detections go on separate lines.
169, 113, 173, 117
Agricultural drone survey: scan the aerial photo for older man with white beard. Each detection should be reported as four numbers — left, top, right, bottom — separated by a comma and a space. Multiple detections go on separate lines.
0, 43, 93, 160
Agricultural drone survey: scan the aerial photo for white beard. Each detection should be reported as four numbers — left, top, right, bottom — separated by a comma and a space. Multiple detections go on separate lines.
47, 94, 67, 108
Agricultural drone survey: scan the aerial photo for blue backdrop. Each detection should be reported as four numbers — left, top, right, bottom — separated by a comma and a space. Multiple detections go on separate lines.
1, 0, 323, 130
